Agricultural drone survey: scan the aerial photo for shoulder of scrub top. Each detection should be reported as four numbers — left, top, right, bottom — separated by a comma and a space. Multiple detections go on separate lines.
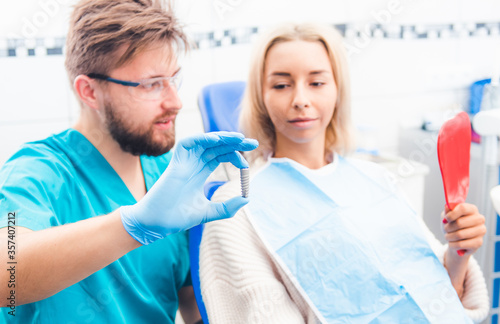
0, 143, 77, 231
1, 142, 75, 186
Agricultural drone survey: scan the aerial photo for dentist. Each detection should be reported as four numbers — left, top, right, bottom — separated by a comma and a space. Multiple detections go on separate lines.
0, 0, 257, 323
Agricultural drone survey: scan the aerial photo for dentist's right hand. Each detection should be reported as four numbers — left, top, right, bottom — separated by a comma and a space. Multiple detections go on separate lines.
120, 132, 258, 245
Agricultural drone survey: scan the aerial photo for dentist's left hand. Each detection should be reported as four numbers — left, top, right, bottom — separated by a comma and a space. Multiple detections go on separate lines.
120, 132, 258, 245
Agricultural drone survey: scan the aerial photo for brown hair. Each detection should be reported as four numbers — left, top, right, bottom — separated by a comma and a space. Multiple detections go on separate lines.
240, 23, 354, 160
65, 0, 189, 84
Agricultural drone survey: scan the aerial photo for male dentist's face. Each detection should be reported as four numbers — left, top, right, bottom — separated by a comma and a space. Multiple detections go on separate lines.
101, 43, 182, 156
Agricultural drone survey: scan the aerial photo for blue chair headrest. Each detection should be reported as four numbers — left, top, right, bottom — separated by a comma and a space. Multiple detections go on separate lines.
198, 81, 246, 132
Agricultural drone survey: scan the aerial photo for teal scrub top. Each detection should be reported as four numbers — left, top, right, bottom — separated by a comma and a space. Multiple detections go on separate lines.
0, 129, 190, 323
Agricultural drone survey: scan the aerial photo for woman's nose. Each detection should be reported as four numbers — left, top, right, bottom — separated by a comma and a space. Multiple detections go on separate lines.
292, 84, 310, 109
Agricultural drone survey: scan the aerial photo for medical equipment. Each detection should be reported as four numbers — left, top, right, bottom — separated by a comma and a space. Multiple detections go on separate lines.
492, 186, 500, 216
473, 108, 500, 136
240, 168, 250, 198
472, 67, 500, 323
120, 133, 257, 245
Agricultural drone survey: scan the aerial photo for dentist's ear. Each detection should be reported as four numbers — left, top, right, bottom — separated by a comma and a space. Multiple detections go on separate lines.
74, 75, 100, 110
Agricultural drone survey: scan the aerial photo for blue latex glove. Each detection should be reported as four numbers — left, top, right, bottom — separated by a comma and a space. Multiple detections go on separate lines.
120, 132, 258, 245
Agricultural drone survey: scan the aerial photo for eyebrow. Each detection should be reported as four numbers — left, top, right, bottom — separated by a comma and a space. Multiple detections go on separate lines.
268, 70, 330, 78
144, 67, 181, 80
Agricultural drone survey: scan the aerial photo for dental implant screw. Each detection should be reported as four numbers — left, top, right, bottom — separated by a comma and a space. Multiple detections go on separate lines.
240, 168, 250, 198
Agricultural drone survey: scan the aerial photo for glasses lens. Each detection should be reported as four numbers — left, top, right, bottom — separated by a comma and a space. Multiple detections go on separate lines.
170, 72, 183, 90
129, 72, 182, 101
129, 79, 161, 101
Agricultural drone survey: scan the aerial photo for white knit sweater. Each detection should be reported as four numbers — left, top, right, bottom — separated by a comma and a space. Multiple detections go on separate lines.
200, 158, 490, 324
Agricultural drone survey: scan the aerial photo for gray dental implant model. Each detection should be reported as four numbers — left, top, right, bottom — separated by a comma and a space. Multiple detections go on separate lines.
240, 168, 249, 198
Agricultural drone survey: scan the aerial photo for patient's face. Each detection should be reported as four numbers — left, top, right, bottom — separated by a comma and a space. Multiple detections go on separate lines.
262, 40, 337, 154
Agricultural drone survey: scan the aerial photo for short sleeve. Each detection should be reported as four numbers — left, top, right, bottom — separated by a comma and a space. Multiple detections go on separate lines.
182, 269, 192, 287
0, 145, 69, 231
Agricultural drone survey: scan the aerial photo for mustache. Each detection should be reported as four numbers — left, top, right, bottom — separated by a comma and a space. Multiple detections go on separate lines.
154, 112, 178, 122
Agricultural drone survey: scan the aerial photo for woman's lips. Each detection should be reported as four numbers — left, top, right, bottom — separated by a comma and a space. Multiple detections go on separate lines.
288, 117, 318, 127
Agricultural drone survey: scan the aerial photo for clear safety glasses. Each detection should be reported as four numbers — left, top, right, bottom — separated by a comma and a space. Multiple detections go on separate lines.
87, 68, 183, 101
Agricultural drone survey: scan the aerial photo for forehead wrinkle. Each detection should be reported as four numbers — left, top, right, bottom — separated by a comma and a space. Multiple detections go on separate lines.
139, 44, 179, 79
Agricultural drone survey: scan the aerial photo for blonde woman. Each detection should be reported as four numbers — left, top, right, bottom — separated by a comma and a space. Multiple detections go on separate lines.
199, 23, 489, 323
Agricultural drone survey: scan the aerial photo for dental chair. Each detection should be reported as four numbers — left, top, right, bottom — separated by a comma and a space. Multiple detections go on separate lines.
198, 81, 246, 133
189, 81, 246, 323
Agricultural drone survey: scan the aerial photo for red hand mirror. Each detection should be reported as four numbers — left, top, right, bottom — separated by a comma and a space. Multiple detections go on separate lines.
437, 111, 471, 210
437, 111, 471, 256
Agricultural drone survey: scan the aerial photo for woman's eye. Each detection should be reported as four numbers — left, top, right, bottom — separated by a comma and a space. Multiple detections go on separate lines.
273, 84, 288, 90
311, 82, 325, 87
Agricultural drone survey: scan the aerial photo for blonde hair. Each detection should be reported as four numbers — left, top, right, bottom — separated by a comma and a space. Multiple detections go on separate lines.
65, 0, 189, 85
239, 23, 354, 160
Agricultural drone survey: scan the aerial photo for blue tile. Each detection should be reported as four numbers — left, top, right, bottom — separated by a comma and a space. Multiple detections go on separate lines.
493, 242, 500, 272
334, 24, 346, 36
493, 314, 498, 324
494, 278, 500, 308
47, 48, 62, 56
496, 241, 500, 272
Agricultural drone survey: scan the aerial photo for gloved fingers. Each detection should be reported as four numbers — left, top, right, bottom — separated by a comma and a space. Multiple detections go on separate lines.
204, 196, 249, 223
218, 151, 249, 169
200, 151, 248, 178
231, 138, 259, 152
200, 143, 255, 165
177, 132, 247, 151
199, 138, 257, 163
179, 133, 258, 158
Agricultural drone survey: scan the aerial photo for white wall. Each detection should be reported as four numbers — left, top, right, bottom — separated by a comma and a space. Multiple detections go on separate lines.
2, 0, 499, 165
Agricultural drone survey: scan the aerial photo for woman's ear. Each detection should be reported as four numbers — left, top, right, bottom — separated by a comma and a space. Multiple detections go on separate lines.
74, 75, 100, 110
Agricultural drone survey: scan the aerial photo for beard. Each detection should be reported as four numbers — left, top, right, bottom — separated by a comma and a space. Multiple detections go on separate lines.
104, 101, 176, 156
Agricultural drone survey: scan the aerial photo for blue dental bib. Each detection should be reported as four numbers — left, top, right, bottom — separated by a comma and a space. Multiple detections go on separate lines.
246, 157, 471, 323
